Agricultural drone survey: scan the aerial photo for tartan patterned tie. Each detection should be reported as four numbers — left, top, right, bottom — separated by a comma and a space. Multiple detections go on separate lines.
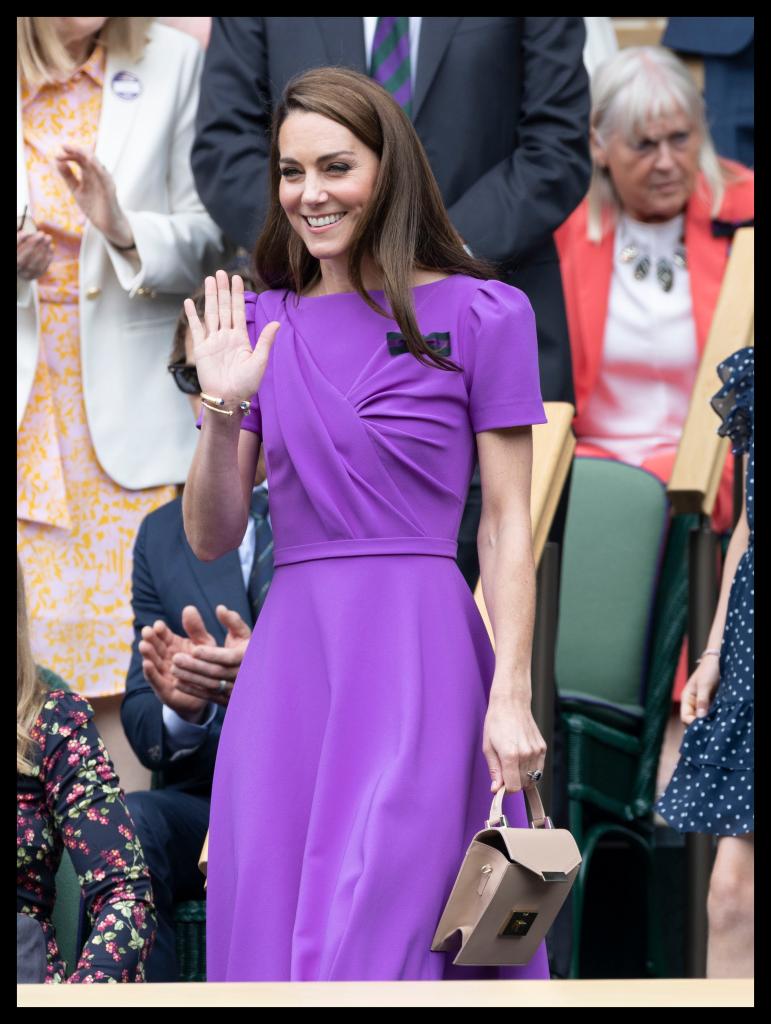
247, 488, 274, 622
370, 17, 412, 117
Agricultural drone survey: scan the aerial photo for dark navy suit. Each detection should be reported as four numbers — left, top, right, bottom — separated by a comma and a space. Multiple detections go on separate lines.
122, 496, 257, 981
662, 18, 754, 167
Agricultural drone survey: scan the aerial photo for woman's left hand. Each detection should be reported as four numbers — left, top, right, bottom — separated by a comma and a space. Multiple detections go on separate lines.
55, 144, 134, 249
483, 690, 547, 794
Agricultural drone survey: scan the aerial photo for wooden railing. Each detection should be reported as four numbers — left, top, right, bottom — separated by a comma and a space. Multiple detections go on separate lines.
667, 227, 754, 516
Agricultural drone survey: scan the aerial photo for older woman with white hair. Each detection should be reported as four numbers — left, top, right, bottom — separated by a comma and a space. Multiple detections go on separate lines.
555, 45, 752, 704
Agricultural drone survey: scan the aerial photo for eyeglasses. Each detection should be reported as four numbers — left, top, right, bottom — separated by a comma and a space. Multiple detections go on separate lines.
167, 362, 201, 395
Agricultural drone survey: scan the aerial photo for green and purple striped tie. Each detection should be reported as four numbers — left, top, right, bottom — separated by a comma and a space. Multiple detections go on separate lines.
370, 17, 412, 117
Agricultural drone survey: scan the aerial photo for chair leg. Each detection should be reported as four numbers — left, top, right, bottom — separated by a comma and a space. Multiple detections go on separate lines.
567, 799, 585, 979
575, 820, 668, 978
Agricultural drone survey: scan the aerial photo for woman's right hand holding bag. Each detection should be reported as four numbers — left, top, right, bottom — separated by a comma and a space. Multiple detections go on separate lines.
185, 269, 280, 408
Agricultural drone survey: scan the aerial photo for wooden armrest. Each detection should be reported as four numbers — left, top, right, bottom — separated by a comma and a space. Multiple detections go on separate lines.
198, 832, 209, 880
474, 402, 576, 643
668, 227, 754, 516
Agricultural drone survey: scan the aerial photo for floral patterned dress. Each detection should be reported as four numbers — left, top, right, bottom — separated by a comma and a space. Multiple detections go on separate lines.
16, 684, 156, 982
17, 45, 177, 698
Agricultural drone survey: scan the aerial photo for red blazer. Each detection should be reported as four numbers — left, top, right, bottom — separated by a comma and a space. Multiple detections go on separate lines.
554, 161, 754, 533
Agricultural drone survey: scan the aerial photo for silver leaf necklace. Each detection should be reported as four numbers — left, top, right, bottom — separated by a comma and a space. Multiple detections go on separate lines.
618, 218, 687, 293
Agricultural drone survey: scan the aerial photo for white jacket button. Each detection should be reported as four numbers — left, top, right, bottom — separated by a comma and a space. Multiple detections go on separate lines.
85, 286, 101, 300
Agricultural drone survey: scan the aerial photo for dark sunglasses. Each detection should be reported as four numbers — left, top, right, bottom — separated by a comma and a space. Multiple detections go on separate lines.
168, 362, 201, 395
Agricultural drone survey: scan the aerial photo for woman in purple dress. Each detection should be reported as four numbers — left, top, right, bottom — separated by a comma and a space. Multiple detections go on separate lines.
183, 67, 551, 982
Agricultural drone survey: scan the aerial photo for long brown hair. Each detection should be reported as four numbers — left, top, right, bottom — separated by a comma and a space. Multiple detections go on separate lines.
254, 67, 495, 371
17, 559, 46, 776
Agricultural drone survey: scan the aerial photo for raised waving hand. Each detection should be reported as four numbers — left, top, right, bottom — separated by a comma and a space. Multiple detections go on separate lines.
184, 269, 280, 406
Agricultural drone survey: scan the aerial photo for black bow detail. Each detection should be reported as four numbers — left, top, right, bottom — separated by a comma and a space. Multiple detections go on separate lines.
710, 217, 754, 239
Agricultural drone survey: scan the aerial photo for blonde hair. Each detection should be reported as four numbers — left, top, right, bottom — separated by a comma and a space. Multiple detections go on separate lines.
17, 559, 46, 776
586, 46, 729, 242
17, 17, 152, 88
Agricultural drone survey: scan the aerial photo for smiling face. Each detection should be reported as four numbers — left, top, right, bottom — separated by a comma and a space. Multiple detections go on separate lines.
278, 111, 380, 271
593, 108, 702, 223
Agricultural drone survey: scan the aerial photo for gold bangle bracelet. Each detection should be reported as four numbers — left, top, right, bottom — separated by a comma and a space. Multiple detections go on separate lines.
200, 392, 225, 407
201, 397, 251, 417
201, 399, 234, 417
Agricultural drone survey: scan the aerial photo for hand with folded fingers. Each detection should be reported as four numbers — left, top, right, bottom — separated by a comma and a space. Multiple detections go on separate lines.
17, 228, 54, 281
138, 606, 214, 723
54, 143, 134, 249
680, 656, 721, 726
172, 604, 252, 707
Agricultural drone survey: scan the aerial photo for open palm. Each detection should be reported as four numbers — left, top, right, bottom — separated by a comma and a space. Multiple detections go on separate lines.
184, 270, 280, 403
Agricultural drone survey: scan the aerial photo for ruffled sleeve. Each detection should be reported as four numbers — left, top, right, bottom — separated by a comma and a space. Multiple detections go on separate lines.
711, 347, 754, 456
460, 280, 547, 433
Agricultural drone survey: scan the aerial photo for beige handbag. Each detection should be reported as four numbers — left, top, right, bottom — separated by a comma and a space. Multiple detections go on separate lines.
431, 785, 581, 965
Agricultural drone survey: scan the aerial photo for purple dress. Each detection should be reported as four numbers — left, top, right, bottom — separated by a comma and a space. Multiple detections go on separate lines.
206, 275, 550, 981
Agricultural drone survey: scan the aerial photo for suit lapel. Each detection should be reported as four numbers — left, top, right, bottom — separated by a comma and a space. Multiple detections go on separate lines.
412, 17, 462, 122
179, 518, 254, 633
95, 48, 144, 174
315, 18, 367, 71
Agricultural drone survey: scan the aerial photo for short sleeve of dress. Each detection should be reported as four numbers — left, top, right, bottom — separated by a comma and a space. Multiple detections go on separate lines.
461, 280, 547, 433
711, 346, 754, 456
238, 290, 265, 437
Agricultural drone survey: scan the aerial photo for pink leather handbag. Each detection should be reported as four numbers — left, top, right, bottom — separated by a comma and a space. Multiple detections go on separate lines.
431, 785, 581, 965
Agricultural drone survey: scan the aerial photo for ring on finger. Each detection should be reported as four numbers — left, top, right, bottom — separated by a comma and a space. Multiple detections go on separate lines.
217, 679, 228, 695
526, 769, 543, 782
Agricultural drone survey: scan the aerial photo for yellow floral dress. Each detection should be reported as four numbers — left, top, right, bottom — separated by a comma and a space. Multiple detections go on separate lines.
17, 46, 176, 698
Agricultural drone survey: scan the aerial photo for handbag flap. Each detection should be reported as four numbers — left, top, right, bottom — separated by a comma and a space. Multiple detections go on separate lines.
473, 826, 582, 878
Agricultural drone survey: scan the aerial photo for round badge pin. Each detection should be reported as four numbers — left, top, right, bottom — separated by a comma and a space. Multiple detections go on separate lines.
111, 71, 142, 101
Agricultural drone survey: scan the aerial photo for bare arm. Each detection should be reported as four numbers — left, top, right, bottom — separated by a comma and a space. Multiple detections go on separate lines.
704, 457, 750, 655
477, 426, 546, 793
182, 270, 279, 560
183, 410, 259, 560
681, 455, 751, 725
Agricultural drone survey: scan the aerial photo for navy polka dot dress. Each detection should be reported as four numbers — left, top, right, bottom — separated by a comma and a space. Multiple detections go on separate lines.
656, 348, 754, 836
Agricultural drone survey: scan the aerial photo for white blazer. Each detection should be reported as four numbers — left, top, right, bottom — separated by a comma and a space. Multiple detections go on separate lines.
17, 22, 223, 489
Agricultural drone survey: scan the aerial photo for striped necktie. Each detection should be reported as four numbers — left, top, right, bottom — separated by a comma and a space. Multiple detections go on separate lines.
247, 488, 274, 622
370, 17, 412, 117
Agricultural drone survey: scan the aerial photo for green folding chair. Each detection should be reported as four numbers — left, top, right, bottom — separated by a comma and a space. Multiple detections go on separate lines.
554, 458, 693, 978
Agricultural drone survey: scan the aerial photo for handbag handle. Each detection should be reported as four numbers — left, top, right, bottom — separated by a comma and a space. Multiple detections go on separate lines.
485, 784, 553, 830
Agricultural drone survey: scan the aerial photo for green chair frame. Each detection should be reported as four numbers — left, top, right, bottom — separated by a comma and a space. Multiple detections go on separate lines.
554, 460, 695, 978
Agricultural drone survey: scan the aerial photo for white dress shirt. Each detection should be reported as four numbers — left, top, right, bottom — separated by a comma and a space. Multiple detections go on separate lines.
578, 212, 699, 466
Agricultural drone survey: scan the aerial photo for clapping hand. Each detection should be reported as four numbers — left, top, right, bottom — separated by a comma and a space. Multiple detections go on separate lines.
55, 144, 135, 249
140, 605, 251, 715
184, 270, 280, 406
173, 604, 252, 707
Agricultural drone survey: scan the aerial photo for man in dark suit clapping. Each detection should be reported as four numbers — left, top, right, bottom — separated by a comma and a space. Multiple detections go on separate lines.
122, 280, 273, 982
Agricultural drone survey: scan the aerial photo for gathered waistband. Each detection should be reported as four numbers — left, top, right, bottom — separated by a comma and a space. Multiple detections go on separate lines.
273, 536, 458, 567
